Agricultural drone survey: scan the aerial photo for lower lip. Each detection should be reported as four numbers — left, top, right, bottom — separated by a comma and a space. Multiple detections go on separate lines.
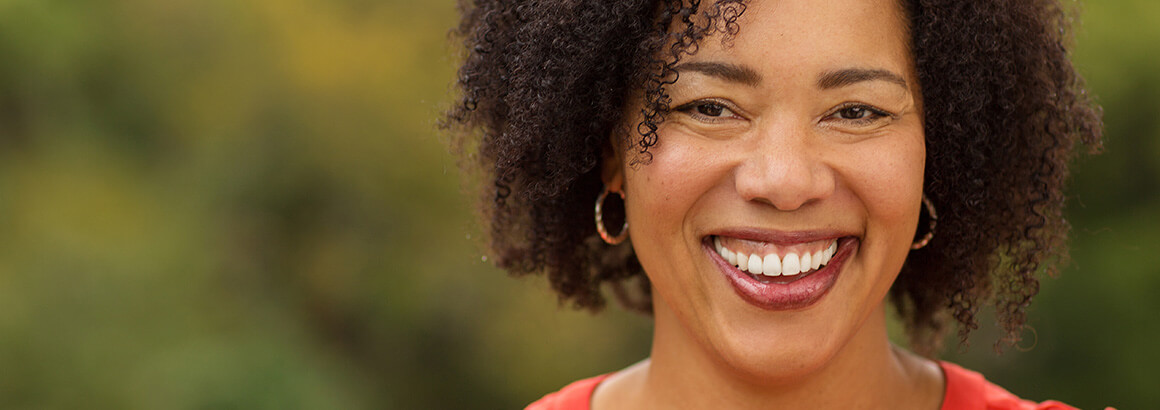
706, 237, 857, 311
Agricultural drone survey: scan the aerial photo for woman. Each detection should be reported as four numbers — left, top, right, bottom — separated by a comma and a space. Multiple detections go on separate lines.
446, 0, 1103, 408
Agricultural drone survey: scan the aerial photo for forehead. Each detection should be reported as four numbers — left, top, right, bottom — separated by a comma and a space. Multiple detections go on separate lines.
685, 0, 913, 83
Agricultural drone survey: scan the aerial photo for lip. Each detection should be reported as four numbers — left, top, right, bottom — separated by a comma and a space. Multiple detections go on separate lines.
704, 233, 858, 311
708, 228, 851, 245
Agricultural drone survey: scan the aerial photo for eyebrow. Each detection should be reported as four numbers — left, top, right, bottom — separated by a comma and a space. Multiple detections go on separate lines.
673, 61, 763, 87
673, 62, 909, 92
817, 68, 908, 90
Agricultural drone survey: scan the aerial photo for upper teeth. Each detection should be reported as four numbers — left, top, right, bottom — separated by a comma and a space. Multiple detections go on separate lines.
714, 237, 838, 277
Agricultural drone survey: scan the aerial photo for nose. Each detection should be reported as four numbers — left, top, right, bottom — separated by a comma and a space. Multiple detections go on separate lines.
733, 126, 836, 211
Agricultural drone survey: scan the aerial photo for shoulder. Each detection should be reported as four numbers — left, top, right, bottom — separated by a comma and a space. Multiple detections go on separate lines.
939, 361, 1086, 410
525, 374, 612, 410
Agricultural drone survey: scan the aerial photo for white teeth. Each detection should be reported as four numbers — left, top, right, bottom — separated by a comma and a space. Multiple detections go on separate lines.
748, 254, 763, 274
782, 253, 801, 276
762, 254, 781, 276
712, 237, 840, 277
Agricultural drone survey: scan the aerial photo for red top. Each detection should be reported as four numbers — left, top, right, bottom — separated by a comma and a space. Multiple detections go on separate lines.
527, 361, 1091, 410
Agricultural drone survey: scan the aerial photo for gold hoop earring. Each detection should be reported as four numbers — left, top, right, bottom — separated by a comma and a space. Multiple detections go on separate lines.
595, 186, 628, 245
911, 194, 938, 250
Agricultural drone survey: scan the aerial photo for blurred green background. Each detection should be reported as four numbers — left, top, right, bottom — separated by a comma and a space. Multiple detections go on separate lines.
0, 0, 1154, 408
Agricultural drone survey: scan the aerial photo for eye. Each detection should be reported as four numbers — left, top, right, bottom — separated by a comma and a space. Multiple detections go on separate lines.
838, 106, 871, 120
696, 102, 726, 117
824, 103, 894, 126
674, 99, 741, 122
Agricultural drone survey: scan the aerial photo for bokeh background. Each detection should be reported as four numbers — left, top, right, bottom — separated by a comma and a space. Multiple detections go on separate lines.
0, 0, 1155, 408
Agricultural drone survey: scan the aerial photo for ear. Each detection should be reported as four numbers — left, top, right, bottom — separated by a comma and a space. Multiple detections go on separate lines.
601, 137, 625, 192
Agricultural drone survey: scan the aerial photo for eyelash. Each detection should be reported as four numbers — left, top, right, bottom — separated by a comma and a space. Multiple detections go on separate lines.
673, 99, 741, 122
824, 103, 896, 126
673, 99, 896, 127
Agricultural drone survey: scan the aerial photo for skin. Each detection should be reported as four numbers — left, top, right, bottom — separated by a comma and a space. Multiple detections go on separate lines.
593, 0, 944, 408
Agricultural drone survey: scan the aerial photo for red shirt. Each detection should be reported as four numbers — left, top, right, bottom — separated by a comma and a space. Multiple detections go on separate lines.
527, 361, 1089, 410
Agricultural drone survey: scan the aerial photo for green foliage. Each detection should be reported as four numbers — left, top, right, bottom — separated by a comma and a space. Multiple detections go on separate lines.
0, 0, 1152, 408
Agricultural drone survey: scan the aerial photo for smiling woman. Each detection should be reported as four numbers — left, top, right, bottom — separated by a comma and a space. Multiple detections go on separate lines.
445, 0, 1103, 409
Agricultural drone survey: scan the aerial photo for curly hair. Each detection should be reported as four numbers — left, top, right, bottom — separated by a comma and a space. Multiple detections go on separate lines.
444, 0, 1102, 356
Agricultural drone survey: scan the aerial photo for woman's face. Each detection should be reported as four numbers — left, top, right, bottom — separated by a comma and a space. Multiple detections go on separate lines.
610, 0, 924, 379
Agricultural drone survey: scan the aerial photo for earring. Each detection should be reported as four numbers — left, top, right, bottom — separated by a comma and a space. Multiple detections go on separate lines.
911, 194, 938, 250
595, 185, 629, 245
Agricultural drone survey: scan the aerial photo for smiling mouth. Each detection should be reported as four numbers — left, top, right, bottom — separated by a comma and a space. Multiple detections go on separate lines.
705, 234, 857, 310
711, 236, 838, 279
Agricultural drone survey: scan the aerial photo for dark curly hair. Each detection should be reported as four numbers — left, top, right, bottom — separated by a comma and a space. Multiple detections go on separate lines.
444, 0, 1102, 356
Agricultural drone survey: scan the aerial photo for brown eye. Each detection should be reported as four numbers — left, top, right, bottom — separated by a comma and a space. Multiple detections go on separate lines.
673, 99, 740, 122
697, 103, 726, 117
825, 103, 893, 125
839, 106, 868, 119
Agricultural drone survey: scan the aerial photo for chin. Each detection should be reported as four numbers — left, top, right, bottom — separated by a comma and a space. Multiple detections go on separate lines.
728, 340, 840, 384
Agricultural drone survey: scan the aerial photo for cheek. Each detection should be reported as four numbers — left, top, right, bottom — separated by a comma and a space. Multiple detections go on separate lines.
622, 134, 733, 315
623, 135, 726, 238
843, 132, 925, 246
